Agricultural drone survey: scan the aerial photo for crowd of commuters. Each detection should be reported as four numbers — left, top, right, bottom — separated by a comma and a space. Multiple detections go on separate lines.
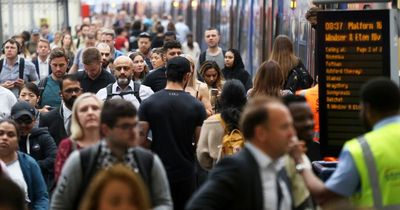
0, 8, 398, 210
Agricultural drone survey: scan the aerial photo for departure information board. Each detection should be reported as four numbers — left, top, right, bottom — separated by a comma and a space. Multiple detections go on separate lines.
316, 10, 397, 157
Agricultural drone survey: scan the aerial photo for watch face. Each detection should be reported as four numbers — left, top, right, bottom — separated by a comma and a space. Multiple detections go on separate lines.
296, 164, 305, 172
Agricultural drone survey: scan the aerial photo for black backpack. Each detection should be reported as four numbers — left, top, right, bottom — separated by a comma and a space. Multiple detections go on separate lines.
284, 61, 313, 92
0, 57, 25, 79
105, 82, 142, 103
74, 144, 154, 210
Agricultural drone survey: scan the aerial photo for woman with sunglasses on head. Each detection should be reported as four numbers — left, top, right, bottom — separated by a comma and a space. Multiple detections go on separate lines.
54, 93, 102, 183
0, 119, 49, 210
10, 100, 57, 192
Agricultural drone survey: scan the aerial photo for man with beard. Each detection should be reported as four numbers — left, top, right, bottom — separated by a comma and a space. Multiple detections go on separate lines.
97, 56, 153, 110
290, 78, 400, 209
39, 74, 82, 145
38, 47, 69, 108
96, 42, 113, 74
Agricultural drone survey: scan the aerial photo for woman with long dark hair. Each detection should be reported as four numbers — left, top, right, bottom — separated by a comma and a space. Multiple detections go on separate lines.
197, 79, 247, 170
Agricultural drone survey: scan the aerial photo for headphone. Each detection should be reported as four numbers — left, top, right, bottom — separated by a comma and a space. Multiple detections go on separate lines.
2, 38, 22, 54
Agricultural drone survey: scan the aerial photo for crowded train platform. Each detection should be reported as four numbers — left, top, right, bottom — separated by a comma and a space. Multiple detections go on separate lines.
0, 0, 399, 210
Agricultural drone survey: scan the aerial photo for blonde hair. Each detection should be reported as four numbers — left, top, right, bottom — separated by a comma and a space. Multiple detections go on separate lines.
70, 93, 103, 140
269, 35, 299, 79
180, 54, 198, 87
79, 164, 151, 210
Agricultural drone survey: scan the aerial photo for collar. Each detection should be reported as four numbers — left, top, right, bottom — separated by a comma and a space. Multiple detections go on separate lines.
98, 140, 139, 172
62, 102, 72, 118
245, 142, 284, 172
83, 69, 103, 80
39, 56, 49, 64
4, 56, 21, 66
114, 80, 134, 92
373, 115, 400, 130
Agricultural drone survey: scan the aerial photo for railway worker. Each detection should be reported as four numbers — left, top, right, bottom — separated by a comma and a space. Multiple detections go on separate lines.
290, 77, 400, 209
198, 27, 225, 71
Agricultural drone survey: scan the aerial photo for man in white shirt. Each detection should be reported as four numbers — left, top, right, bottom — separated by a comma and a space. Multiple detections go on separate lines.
33, 39, 51, 79
186, 96, 296, 210
97, 56, 153, 110
0, 86, 17, 120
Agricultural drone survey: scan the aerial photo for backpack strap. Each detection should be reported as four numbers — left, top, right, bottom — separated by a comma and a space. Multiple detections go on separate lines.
18, 57, 24, 79
199, 51, 206, 66
105, 83, 113, 100
105, 82, 142, 103
132, 147, 154, 205
0, 58, 3, 74
37, 76, 49, 106
74, 144, 101, 210
133, 81, 141, 103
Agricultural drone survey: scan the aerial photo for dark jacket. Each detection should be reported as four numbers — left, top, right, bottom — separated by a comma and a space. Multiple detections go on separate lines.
76, 69, 116, 93
18, 152, 49, 210
19, 127, 57, 190
32, 59, 52, 80
221, 49, 253, 91
39, 106, 67, 146
186, 147, 292, 210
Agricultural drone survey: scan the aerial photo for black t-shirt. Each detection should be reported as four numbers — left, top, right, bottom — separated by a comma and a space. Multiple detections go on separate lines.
76, 69, 116, 93
138, 89, 207, 180
142, 67, 167, 92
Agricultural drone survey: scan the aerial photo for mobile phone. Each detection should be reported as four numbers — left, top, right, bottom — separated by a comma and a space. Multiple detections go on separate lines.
211, 88, 218, 96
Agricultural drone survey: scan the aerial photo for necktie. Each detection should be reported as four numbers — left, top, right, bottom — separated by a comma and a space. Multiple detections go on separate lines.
66, 115, 71, 135
276, 176, 283, 210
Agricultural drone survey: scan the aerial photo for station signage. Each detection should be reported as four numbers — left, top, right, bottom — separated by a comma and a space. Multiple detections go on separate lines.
316, 10, 398, 157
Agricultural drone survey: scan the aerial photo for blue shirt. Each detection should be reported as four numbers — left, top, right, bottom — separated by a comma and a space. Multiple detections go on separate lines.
39, 76, 61, 108
0, 57, 38, 96
325, 115, 400, 196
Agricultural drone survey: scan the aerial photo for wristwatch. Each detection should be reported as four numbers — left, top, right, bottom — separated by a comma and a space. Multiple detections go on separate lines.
295, 163, 308, 173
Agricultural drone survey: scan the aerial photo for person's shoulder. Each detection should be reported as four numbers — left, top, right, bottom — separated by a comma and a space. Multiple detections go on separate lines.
139, 84, 153, 92
18, 151, 38, 165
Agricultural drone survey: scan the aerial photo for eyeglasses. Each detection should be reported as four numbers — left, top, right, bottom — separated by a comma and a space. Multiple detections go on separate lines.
64, 88, 82, 94
114, 123, 138, 131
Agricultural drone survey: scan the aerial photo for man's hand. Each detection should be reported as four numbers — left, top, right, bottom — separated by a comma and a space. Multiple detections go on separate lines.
289, 137, 307, 164
2, 81, 15, 89
14, 78, 25, 89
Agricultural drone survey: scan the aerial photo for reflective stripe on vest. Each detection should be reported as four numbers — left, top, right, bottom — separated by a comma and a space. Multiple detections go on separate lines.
357, 136, 383, 209
346, 122, 400, 208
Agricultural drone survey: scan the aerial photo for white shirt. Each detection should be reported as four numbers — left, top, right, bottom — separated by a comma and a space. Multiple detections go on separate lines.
7, 159, 30, 202
38, 57, 50, 79
96, 81, 154, 109
62, 102, 72, 132
245, 143, 292, 210
0, 86, 17, 119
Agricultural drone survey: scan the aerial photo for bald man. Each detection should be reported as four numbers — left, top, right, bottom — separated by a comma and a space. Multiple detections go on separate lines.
96, 56, 153, 109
